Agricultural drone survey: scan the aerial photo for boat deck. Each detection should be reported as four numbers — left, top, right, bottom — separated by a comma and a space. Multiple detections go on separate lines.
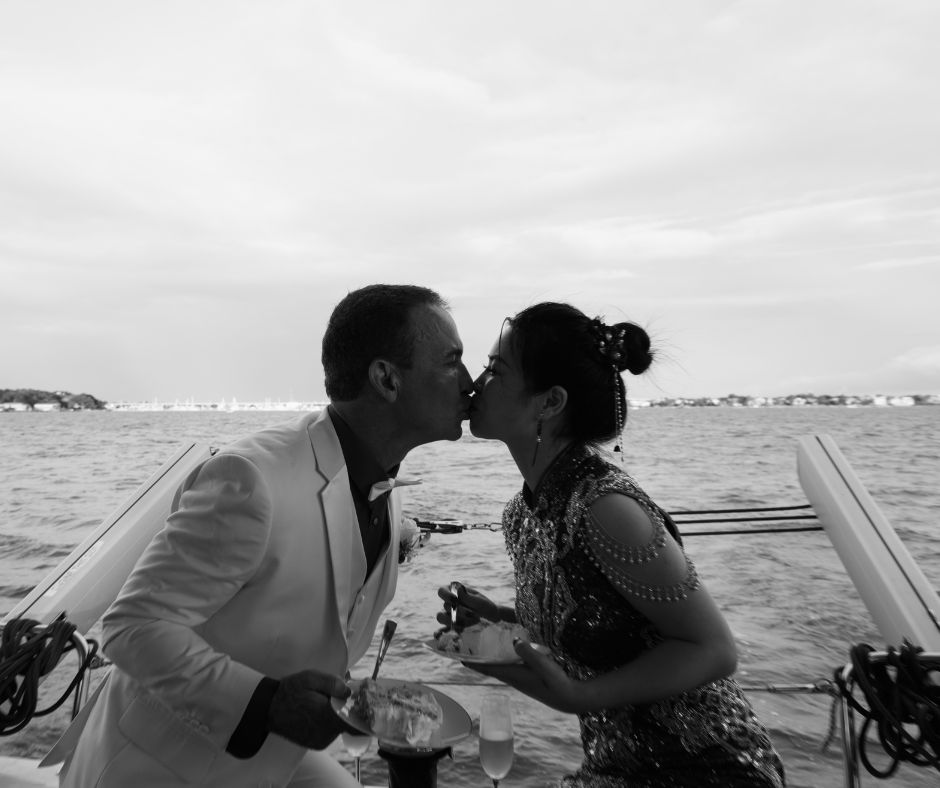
0, 756, 56, 788
0, 755, 385, 787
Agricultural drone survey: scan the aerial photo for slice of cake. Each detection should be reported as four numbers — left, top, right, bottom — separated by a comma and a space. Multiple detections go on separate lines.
350, 679, 443, 747
435, 621, 528, 661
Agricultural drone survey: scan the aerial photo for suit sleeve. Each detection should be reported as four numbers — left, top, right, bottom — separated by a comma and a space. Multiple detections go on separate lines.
102, 452, 274, 750
226, 676, 279, 758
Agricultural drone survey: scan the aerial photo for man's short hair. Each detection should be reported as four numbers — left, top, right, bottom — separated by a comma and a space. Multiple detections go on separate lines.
322, 284, 448, 401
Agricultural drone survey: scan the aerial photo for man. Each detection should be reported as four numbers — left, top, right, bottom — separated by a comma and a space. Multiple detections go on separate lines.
51, 284, 474, 787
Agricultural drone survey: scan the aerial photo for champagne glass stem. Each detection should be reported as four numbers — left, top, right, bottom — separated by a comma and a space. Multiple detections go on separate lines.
354, 757, 361, 783
492, 780, 499, 788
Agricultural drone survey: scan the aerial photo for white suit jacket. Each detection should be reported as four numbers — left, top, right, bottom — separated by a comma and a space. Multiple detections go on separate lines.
54, 409, 402, 786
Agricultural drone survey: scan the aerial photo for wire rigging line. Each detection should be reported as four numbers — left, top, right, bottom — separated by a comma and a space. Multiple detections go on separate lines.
416, 503, 822, 536
681, 525, 823, 537
672, 515, 817, 524
671, 504, 816, 515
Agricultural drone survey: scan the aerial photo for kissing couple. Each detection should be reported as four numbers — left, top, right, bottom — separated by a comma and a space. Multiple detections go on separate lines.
53, 284, 784, 788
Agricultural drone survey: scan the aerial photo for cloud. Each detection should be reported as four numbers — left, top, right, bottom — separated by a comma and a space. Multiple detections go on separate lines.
459, 218, 717, 266
327, 29, 490, 109
2, 1, 939, 401
892, 346, 940, 373
858, 256, 940, 271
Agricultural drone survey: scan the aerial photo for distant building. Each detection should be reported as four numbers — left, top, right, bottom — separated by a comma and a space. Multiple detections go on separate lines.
888, 396, 915, 407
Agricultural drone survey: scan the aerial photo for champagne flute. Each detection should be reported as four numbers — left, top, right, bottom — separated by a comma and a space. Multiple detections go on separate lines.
479, 692, 513, 787
341, 731, 372, 783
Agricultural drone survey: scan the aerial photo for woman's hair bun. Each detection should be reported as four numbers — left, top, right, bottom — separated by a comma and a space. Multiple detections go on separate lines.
614, 322, 653, 376
592, 318, 653, 375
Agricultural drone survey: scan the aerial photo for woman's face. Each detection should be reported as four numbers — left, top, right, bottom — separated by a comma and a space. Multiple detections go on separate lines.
469, 324, 539, 443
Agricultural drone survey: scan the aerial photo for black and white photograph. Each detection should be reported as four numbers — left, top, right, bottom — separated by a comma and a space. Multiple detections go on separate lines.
2, 2, 938, 787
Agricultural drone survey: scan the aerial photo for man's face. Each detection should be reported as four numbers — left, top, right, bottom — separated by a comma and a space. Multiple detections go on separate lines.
396, 304, 474, 444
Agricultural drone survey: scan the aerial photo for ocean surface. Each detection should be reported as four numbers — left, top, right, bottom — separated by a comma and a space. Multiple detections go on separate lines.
1, 407, 938, 787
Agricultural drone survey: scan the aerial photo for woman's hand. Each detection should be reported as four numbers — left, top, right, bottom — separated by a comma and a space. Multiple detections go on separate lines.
435, 581, 500, 632
469, 642, 587, 714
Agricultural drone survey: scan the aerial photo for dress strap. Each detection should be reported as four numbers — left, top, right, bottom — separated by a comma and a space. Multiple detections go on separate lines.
582, 497, 700, 603
584, 505, 667, 565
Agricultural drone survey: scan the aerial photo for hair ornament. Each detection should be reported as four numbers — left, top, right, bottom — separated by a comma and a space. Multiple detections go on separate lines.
589, 318, 626, 462
590, 318, 629, 371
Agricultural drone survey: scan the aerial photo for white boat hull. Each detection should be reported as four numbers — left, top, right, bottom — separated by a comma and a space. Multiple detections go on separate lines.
797, 434, 940, 650
2, 443, 212, 635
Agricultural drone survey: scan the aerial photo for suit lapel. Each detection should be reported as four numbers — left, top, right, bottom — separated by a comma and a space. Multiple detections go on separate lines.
307, 410, 366, 647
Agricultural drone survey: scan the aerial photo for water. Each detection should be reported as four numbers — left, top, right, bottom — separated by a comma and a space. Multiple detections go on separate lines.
1, 407, 938, 787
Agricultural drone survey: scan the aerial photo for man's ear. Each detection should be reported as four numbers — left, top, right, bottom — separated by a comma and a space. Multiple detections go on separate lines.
368, 359, 401, 402
541, 385, 568, 420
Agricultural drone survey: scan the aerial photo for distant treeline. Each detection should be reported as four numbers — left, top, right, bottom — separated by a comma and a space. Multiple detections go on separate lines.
3, 389, 938, 413
0, 388, 107, 410
639, 393, 938, 407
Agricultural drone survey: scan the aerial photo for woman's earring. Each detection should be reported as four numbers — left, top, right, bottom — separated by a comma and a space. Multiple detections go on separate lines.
532, 409, 544, 466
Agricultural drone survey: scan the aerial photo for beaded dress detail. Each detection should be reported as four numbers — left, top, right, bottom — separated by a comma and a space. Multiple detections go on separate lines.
503, 445, 785, 787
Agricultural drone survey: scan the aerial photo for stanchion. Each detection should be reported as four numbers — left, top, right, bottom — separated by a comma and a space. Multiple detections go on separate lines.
378, 745, 452, 788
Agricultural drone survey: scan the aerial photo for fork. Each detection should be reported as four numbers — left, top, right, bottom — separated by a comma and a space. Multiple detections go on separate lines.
449, 581, 461, 630
371, 619, 397, 680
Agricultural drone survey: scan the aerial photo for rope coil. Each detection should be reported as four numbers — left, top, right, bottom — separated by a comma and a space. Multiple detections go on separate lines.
0, 614, 99, 736
834, 642, 940, 778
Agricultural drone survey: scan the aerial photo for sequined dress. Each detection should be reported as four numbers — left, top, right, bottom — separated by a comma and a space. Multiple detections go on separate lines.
502, 445, 786, 787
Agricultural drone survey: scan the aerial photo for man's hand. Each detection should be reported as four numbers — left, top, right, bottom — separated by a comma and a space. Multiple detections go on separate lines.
267, 669, 351, 750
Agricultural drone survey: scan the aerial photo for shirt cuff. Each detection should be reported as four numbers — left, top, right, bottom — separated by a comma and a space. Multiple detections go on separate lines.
226, 676, 279, 759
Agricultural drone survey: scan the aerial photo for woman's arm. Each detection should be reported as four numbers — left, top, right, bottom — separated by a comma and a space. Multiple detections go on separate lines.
473, 493, 737, 713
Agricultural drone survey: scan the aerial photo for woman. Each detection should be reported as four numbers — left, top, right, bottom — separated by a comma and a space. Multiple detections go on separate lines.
440, 302, 785, 787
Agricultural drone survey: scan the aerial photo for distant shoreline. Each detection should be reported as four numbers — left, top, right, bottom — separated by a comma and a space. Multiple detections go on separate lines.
3, 392, 938, 412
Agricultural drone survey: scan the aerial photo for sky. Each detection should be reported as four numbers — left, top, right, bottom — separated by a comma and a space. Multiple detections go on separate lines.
1, 0, 939, 404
